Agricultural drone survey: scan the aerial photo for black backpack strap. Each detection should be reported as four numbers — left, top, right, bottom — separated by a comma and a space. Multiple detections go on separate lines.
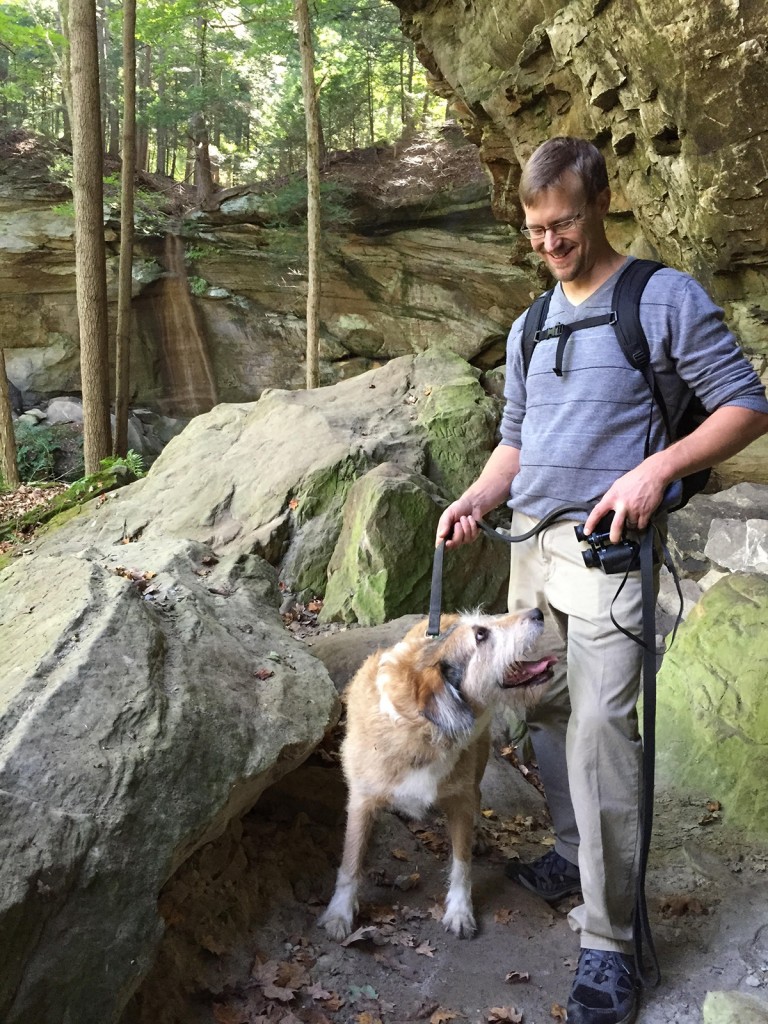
611, 259, 672, 442
522, 288, 554, 376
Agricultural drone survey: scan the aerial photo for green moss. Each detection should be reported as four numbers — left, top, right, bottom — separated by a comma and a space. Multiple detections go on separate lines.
656, 574, 768, 835
294, 450, 372, 525
415, 359, 499, 496
321, 465, 439, 625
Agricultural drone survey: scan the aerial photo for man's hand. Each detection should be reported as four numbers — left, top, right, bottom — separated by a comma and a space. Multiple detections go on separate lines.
436, 498, 481, 549
435, 444, 521, 549
583, 460, 668, 543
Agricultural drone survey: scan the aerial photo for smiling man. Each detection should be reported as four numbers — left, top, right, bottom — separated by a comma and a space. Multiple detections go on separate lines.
436, 137, 768, 1024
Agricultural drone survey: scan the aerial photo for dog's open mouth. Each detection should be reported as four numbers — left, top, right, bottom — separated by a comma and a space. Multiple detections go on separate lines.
502, 655, 558, 688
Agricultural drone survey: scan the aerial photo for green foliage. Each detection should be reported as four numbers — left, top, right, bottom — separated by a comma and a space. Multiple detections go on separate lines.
101, 450, 146, 477
3, 0, 443, 189
184, 245, 207, 263
13, 421, 63, 482
188, 275, 209, 295
263, 178, 355, 229
66, 451, 145, 501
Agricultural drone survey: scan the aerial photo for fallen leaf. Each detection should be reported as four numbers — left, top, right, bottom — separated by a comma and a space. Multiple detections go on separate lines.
659, 895, 708, 918
355, 1015, 382, 1024
253, 668, 275, 680
393, 872, 420, 891
494, 908, 519, 926
277, 962, 311, 990
212, 1003, 248, 1024
428, 902, 444, 921
706, 799, 721, 812
481, 808, 497, 820
320, 993, 345, 1011
551, 1004, 567, 1021
341, 925, 379, 946
251, 960, 299, 1001
368, 905, 397, 924
430, 1010, 460, 1024
304, 982, 332, 1001
391, 848, 411, 861
504, 971, 530, 984
288, 498, 300, 510
415, 941, 436, 957
486, 1008, 523, 1023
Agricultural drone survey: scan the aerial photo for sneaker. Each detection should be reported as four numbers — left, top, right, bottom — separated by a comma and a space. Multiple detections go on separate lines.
504, 848, 581, 903
566, 948, 639, 1024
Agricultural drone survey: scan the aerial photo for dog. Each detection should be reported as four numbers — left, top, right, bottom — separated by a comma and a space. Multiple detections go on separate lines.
319, 608, 556, 942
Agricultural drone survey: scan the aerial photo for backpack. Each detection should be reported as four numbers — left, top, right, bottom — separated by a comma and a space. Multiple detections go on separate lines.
520, 258, 710, 511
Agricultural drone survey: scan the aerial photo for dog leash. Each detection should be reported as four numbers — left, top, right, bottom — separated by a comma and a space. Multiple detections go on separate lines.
426, 503, 589, 639
428, 505, 683, 986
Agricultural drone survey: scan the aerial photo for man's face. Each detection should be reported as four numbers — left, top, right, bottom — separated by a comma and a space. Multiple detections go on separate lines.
522, 171, 610, 285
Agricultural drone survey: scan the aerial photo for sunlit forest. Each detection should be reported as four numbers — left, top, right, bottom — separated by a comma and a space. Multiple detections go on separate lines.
0, 0, 444, 187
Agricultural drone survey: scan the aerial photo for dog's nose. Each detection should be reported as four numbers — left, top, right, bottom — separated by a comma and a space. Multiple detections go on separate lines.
526, 608, 544, 622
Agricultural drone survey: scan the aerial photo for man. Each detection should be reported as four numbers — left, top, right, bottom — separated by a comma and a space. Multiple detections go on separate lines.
436, 137, 768, 1024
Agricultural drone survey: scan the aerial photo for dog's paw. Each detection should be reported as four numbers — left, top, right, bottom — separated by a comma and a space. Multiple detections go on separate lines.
442, 904, 477, 939
319, 910, 355, 942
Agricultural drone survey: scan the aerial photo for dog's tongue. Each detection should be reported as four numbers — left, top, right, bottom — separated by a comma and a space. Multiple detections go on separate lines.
504, 655, 558, 687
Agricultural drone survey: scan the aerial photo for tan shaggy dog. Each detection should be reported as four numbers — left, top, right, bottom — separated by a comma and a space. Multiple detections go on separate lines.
320, 608, 556, 942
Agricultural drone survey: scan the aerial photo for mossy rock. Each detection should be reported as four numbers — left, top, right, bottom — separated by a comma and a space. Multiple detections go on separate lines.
656, 574, 768, 835
415, 355, 499, 498
321, 462, 509, 625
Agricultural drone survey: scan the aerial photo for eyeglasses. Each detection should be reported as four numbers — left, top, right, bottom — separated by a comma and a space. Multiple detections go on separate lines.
521, 208, 586, 240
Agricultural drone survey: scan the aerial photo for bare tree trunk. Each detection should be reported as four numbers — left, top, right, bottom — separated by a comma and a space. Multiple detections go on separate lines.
155, 57, 167, 176
189, 111, 216, 202
114, 0, 135, 458
0, 350, 20, 490
295, 0, 321, 390
135, 43, 151, 172
57, 0, 74, 141
69, 0, 112, 472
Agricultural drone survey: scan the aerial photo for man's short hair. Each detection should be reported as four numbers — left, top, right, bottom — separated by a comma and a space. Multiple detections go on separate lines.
519, 137, 609, 206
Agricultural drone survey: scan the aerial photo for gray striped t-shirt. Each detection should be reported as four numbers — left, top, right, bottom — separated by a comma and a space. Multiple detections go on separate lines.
500, 260, 768, 521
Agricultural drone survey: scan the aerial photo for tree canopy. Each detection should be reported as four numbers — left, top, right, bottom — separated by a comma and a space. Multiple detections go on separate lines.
0, 0, 442, 186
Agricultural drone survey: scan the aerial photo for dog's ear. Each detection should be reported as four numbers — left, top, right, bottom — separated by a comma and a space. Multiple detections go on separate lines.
422, 661, 474, 738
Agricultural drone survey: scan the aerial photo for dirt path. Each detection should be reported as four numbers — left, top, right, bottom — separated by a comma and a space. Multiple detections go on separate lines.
124, 740, 768, 1024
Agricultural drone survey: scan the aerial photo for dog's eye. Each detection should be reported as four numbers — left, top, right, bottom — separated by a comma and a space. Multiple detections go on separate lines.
474, 626, 489, 643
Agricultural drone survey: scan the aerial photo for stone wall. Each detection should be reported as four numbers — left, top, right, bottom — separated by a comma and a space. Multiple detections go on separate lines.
391, 0, 768, 361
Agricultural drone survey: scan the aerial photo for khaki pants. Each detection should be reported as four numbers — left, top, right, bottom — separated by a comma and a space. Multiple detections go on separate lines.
508, 512, 647, 953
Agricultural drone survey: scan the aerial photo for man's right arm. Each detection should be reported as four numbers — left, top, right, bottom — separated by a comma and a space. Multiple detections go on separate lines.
435, 444, 521, 549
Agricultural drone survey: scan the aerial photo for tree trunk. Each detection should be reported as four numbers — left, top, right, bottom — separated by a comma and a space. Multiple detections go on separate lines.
114, 0, 136, 458
295, 0, 322, 391
189, 112, 216, 201
135, 43, 151, 172
155, 59, 167, 176
69, 0, 112, 472
0, 350, 20, 490
57, 0, 74, 142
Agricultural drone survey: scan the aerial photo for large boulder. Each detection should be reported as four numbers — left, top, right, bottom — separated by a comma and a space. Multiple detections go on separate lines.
0, 535, 339, 1024
667, 484, 768, 578
0, 349, 509, 1022
703, 992, 768, 1024
656, 573, 768, 835
96, 349, 510, 622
